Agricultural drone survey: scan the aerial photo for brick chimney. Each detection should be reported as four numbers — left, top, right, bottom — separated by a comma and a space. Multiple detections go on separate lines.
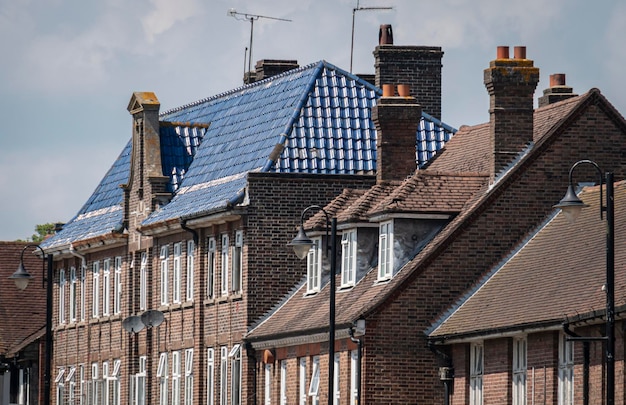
374, 24, 443, 120
372, 85, 422, 183
538, 73, 577, 107
125, 92, 170, 236
484, 46, 539, 183
244, 59, 299, 84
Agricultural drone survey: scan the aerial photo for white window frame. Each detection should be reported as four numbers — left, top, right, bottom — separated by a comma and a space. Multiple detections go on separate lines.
57, 368, 66, 405
207, 238, 216, 299
186, 240, 195, 301
378, 221, 393, 280
173, 242, 182, 304
80, 266, 86, 321
298, 358, 306, 405
470, 342, 484, 405
110, 359, 121, 405
102, 361, 109, 405
157, 352, 168, 405
172, 351, 181, 405
350, 350, 358, 405
160, 246, 169, 306
558, 332, 574, 405
232, 231, 243, 294
66, 366, 76, 404
308, 356, 320, 404
114, 256, 122, 314
341, 229, 357, 287
220, 347, 228, 405
135, 356, 147, 405
69, 267, 77, 322
140, 252, 148, 311
280, 360, 287, 405
512, 336, 527, 405
92, 262, 100, 318
79, 365, 85, 405
333, 353, 340, 405
184, 349, 194, 405
264, 363, 272, 405
91, 363, 99, 405
230, 344, 242, 405
59, 269, 66, 324
221, 235, 229, 296
103, 258, 111, 316
306, 238, 322, 293
207, 348, 215, 405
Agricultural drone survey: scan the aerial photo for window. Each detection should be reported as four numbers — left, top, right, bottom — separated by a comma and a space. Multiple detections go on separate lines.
280, 360, 287, 405
56, 368, 66, 405
134, 356, 147, 405
333, 353, 340, 405
173, 243, 182, 304
558, 332, 574, 405
470, 342, 484, 405
80, 266, 86, 321
221, 235, 229, 296
79, 365, 85, 405
114, 257, 122, 314
160, 246, 169, 306
140, 252, 148, 311
512, 337, 527, 405
172, 351, 181, 405
67, 366, 76, 405
306, 238, 322, 293
341, 230, 357, 287
91, 363, 99, 405
207, 238, 216, 299
157, 353, 168, 405
207, 349, 215, 405
102, 362, 109, 405
69, 267, 77, 322
186, 240, 195, 301
220, 347, 228, 405
103, 259, 111, 316
264, 363, 272, 405
92, 262, 100, 318
308, 356, 320, 405
110, 360, 121, 405
230, 344, 242, 405
298, 358, 306, 405
59, 269, 66, 324
185, 349, 194, 405
232, 231, 243, 294
350, 350, 358, 405
378, 221, 393, 281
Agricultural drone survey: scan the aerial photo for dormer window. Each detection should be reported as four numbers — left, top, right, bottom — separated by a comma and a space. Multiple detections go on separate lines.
341, 230, 357, 287
306, 237, 322, 294
378, 221, 393, 281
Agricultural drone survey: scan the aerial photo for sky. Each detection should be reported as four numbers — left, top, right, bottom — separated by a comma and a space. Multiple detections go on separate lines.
0, 0, 624, 241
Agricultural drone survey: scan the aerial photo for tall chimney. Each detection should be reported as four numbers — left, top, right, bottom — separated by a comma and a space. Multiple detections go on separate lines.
374, 24, 443, 120
484, 46, 539, 183
372, 85, 422, 183
538, 73, 577, 107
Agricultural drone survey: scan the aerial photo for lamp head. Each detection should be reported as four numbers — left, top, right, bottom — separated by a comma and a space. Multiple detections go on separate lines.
288, 227, 314, 260
9, 262, 33, 291
554, 184, 589, 223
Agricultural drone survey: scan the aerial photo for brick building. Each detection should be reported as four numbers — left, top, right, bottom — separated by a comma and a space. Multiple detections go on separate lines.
37, 28, 455, 405
244, 46, 626, 404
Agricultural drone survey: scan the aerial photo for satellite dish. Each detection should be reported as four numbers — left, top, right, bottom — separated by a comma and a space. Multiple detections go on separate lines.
122, 316, 145, 334
141, 310, 164, 328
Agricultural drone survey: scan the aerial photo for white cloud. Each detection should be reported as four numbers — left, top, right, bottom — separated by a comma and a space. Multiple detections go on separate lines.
141, 0, 203, 43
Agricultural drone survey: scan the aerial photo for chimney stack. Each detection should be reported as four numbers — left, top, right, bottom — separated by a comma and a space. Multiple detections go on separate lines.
372, 85, 422, 183
244, 59, 299, 84
538, 73, 577, 107
374, 24, 443, 120
484, 46, 539, 183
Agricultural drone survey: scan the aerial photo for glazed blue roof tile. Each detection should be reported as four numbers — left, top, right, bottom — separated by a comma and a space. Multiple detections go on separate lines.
44, 60, 456, 246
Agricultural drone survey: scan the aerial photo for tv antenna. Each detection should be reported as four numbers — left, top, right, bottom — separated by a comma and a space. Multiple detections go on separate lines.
228, 9, 292, 80
350, 1, 393, 73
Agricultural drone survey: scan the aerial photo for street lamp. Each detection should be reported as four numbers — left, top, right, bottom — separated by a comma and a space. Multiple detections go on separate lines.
289, 205, 337, 405
9, 244, 54, 405
554, 159, 615, 405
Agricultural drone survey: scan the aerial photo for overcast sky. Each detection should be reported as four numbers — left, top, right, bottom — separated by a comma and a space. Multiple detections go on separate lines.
1, 0, 624, 241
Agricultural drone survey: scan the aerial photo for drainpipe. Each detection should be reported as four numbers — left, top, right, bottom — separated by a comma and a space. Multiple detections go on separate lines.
348, 327, 363, 405
428, 341, 453, 405
180, 219, 199, 245
563, 323, 589, 405
69, 244, 87, 268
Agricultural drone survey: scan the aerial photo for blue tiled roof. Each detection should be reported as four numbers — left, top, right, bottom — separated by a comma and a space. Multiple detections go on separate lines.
44, 60, 456, 248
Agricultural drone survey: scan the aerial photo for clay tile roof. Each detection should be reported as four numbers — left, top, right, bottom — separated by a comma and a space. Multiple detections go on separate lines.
429, 181, 626, 339
0, 242, 47, 356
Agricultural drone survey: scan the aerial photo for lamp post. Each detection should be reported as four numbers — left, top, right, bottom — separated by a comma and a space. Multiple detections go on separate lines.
289, 205, 337, 405
554, 159, 614, 405
9, 244, 54, 405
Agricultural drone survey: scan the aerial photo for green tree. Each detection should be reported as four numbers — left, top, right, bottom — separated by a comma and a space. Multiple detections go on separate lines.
24, 223, 58, 243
